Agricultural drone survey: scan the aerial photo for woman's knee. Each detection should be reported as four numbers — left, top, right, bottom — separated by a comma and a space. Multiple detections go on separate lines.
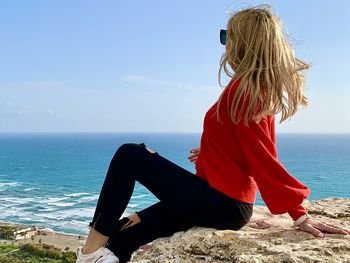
113, 143, 142, 160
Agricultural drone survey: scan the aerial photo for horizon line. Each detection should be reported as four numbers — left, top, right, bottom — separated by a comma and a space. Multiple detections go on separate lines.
0, 131, 349, 135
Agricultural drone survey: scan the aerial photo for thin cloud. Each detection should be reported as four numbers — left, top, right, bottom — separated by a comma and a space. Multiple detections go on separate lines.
120, 75, 218, 92
5, 101, 14, 107
3, 80, 101, 95
46, 107, 55, 115
0, 101, 14, 108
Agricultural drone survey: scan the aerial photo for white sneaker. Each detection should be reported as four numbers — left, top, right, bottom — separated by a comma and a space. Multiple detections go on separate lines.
76, 244, 119, 263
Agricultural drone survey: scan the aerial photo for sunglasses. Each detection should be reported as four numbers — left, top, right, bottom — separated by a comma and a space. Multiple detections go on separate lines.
220, 29, 227, 45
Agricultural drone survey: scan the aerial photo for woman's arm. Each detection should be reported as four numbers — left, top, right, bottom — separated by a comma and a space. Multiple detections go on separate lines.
235, 117, 349, 237
235, 116, 311, 216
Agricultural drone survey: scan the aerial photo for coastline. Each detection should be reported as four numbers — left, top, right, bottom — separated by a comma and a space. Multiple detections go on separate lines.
0, 220, 84, 252
1, 197, 349, 259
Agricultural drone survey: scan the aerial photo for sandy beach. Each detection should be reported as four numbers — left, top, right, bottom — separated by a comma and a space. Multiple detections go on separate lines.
0, 220, 84, 253
0, 220, 152, 255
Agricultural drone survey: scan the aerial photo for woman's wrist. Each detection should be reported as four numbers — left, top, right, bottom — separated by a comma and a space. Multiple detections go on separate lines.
288, 203, 308, 221
293, 213, 311, 227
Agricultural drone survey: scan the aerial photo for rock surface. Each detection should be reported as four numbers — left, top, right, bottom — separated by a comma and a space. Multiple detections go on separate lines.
130, 197, 350, 263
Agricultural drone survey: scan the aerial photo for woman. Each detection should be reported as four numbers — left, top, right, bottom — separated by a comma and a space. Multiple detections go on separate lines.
76, 4, 349, 263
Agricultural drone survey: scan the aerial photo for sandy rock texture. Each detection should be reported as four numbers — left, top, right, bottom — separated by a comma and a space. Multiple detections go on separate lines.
130, 197, 350, 263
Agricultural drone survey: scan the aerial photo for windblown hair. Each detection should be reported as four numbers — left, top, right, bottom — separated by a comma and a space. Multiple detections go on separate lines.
216, 4, 310, 127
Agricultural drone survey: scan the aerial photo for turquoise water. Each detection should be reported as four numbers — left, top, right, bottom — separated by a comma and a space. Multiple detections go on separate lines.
0, 132, 349, 236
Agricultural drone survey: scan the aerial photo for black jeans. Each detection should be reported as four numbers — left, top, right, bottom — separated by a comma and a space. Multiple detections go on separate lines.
88, 142, 253, 263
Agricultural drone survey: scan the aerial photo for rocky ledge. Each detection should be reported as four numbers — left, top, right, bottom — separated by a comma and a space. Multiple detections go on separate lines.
130, 197, 350, 263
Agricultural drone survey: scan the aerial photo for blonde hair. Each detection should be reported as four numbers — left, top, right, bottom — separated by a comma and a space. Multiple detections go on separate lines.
216, 4, 310, 127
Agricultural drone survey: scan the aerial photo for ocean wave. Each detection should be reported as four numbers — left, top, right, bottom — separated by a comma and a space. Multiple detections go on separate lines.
130, 194, 149, 199
127, 203, 139, 208
37, 207, 58, 212
0, 201, 141, 236
23, 187, 40, 191
78, 194, 100, 202
49, 202, 77, 207
2, 196, 76, 208
64, 192, 90, 197
1, 197, 35, 205
0, 181, 21, 188
40, 207, 95, 220
45, 197, 70, 203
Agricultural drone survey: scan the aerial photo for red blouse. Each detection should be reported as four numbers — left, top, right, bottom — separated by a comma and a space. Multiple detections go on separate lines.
195, 78, 311, 221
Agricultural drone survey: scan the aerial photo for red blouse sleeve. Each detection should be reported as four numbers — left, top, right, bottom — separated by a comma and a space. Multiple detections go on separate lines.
235, 116, 311, 220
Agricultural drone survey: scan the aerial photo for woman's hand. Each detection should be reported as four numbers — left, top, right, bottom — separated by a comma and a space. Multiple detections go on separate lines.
297, 218, 350, 238
187, 147, 200, 164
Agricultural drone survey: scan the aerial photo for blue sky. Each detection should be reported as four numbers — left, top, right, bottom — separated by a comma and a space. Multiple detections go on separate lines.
0, 0, 349, 133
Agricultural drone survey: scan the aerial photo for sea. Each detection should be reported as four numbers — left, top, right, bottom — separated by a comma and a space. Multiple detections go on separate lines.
0, 132, 349, 236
